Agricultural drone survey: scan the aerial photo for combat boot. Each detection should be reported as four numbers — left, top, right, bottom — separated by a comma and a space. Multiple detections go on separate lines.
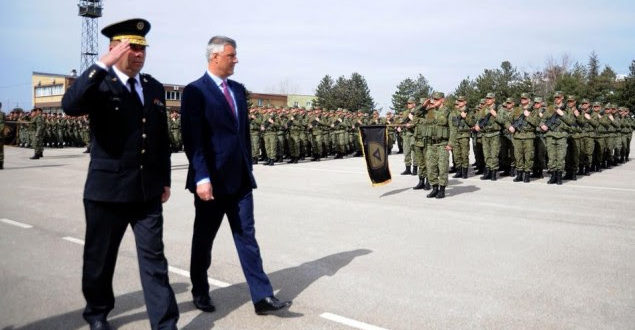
30, 154, 41, 160
547, 172, 557, 184
426, 185, 438, 198
0, 161, 3, 169
474, 166, 485, 175
510, 168, 516, 177
577, 166, 584, 176
570, 172, 577, 181
423, 177, 431, 190
556, 171, 563, 185
531, 170, 544, 178
480, 169, 491, 180
253, 158, 259, 164
584, 166, 590, 176
413, 178, 425, 190
563, 171, 573, 180
462, 167, 468, 179
453, 168, 462, 178
435, 186, 446, 199
513, 171, 523, 182
491, 170, 497, 181
523, 171, 531, 183
400, 165, 411, 175
449, 166, 457, 173
412, 166, 418, 175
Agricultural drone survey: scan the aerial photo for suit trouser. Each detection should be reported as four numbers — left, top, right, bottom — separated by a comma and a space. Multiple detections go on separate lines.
82, 198, 178, 329
190, 189, 273, 303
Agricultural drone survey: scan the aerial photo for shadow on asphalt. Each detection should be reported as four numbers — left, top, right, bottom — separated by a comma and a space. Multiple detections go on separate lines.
7, 249, 372, 329
379, 187, 412, 198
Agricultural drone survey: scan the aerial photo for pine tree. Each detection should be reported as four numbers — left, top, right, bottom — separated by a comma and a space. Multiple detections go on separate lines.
314, 75, 335, 109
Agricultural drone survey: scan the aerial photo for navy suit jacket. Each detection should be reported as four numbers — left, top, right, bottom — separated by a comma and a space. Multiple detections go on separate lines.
62, 64, 171, 202
181, 73, 256, 196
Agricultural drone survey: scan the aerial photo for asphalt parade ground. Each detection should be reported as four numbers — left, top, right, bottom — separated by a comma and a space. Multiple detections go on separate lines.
1, 145, 634, 329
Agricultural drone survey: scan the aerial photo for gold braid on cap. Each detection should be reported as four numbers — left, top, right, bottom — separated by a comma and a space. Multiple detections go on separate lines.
112, 35, 148, 46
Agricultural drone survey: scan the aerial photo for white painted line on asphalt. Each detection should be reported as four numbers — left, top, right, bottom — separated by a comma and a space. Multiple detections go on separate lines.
168, 265, 231, 288
62, 236, 85, 245
320, 312, 388, 330
0, 218, 33, 229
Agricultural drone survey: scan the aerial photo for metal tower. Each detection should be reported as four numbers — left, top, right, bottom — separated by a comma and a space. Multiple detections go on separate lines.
78, 0, 103, 72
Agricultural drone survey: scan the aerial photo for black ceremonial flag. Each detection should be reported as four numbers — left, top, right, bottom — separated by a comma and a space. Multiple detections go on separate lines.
359, 125, 391, 186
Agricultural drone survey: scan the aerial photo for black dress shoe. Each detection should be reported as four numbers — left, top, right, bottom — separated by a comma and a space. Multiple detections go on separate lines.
254, 296, 292, 315
89, 320, 111, 330
193, 295, 216, 313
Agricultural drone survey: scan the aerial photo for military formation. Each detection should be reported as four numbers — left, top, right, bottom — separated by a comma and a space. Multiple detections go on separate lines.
247, 106, 386, 165
397, 91, 633, 198
8, 109, 91, 158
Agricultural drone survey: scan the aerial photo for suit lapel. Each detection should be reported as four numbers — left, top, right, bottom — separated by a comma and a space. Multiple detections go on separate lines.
201, 73, 238, 130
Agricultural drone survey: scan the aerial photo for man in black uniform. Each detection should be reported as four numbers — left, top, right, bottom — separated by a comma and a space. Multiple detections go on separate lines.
62, 18, 178, 330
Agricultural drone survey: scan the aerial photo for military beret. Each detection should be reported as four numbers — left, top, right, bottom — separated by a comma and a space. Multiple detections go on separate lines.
553, 91, 564, 98
456, 96, 466, 102
567, 95, 576, 101
485, 92, 495, 99
533, 97, 543, 103
407, 96, 415, 103
520, 92, 531, 99
101, 18, 151, 46
432, 92, 445, 99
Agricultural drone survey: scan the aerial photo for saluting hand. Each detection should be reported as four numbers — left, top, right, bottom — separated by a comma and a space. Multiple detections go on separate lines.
100, 39, 131, 67
556, 109, 564, 116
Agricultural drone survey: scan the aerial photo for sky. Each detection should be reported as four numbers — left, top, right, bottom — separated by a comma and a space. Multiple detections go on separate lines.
1, 0, 634, 112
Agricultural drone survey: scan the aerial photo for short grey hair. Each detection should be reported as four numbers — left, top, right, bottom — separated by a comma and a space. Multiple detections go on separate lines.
206, 36, 236, 61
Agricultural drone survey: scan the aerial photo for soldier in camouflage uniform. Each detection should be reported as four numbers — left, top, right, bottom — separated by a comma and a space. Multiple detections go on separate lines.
308, 108, 325, 161
618, 107, 632, 162
506, 93, 539, 183
29, 108, 45, 159
539, 91, 575, 185
413, 97, 431, 190
423, 92, 453, 199
577, 99, 596, 175
563, 95, 583, 180
532, 98, 547, 178
449, 96, 472, 179
398, 97, 417, 175
385, 111, 396, 153
472, 99, 486, 175
287, 108, 305, 163
261, 108, 278, 165
248, 108, 262, 163
499, 98, 515, 177
606, 104, 622, 166
474, 93, 503, 181
591, 102, 607, 171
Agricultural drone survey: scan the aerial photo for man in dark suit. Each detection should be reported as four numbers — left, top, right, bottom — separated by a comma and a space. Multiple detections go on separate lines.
181, 36, 292, 315
62, 19, 179, 330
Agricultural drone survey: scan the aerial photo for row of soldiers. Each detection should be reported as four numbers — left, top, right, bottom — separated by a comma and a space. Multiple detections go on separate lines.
247, 107, 392, 165
399, 91, 633, 193
9, 110, 91, 158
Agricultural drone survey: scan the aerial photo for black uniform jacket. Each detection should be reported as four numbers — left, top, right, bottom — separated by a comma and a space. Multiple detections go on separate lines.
62, 64, 171, 202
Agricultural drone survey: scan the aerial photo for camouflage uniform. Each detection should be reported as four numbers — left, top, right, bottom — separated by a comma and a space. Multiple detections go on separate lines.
423, 92, 453, 199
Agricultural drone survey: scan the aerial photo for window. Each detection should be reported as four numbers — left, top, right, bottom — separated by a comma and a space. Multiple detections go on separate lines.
165, 91, 181, 101
35, 84, 64, 97
306, 101, 312, 107
293, 101, 299, 107
257, 99, 263, 106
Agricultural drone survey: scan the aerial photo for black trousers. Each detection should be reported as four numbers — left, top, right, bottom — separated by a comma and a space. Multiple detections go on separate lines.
82, 198, 179, 329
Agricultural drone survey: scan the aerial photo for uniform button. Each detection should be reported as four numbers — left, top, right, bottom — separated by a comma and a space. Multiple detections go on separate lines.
140, 165, 144, 169
115, 107, 119, 111
141, 149, 146, 154
142, 133, 147, 139
142, 118, 146, 123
